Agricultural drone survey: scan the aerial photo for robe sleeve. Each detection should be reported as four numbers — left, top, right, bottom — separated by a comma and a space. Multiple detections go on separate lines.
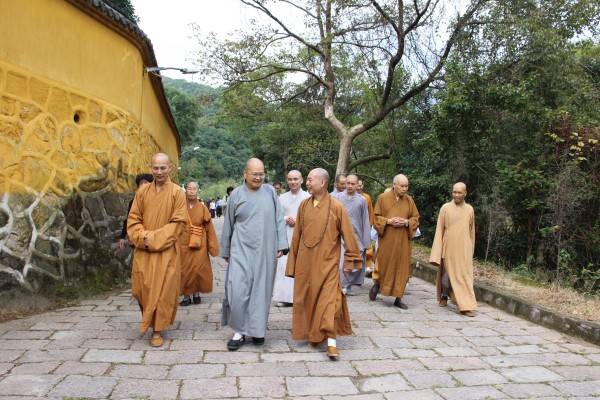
219, 190, 236, 258
285, 199, 307, 278
145, 188, 187, 252
127, 190, 149, 249
272, 187, 289, 251
407, 196, 420, 239
429, 204, 446, 266
470, 206, 476, 256
338, 204, 364, 271
359, 197, 371, 250
127, 186, 187, 252
204, 208, 220, 257
373, 193, 389, 237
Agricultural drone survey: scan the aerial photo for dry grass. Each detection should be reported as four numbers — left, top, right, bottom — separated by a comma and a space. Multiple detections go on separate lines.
412, 245, 600, 323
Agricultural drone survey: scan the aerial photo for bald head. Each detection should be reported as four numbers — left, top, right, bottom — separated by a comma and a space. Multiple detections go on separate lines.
150, 152, 172, 187
286, 170, 303, 194
335, 173, 347, 192
306, 168, 329, 199
244, 157, 265, 191
345, 174, 358, 195
186, 181, 199, 201
392, 174, 409, 198
245, 157, 264, 172
452, 182, 467, 205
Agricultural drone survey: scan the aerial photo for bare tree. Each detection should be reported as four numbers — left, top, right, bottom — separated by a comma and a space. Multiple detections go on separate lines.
194, 0, 488, 174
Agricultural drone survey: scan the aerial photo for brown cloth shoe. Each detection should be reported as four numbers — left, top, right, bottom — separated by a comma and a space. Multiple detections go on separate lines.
369, 283, 380, 301
193, 295, 201, 304
461, 310, 475, 317
439, 295, 448, 307
326, 346, 339, 360
179, 298, 192, 307
150, 332, 163, 347
393, 297, 408, 309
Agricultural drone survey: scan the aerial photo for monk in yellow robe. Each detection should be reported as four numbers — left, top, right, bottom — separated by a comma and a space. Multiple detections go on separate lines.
430, 182, 477, 317
179, 181, 219, 306
127, 152, 187, 347
286, 168, 363, 360
370, 174, 419, 309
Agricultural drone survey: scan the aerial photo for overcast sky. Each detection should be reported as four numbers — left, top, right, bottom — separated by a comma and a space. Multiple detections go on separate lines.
131, 0, 260, 82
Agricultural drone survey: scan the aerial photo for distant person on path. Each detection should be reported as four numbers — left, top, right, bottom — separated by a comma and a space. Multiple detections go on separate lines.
332, 174, 371, 296
429, 182, 477, 317
220, 158, 288, 351
272, 181, 282, 197
222, 186, 234, 216
209, 199, 216, 218
216, 197, 223, 217
179, 182, 219, 307
273, 170, 310, 307
330, 174, 347, 194
118, 173, 153, 249
286, 168, 363, 360
127, 153, 187, 347
370, 174, 420, 309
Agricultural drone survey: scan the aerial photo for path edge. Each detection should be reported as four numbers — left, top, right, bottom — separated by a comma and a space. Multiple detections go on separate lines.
411, 259, 600, 346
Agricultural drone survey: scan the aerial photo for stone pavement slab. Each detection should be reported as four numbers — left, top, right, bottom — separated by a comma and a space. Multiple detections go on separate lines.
0, 218, 598, 398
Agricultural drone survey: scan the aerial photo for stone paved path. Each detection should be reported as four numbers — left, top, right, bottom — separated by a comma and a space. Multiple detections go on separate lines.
1, 218, 599, 399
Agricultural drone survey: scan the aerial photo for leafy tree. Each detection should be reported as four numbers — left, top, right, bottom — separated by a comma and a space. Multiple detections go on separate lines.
194, 0, 489, 175
107, 0, 140, 23
164, 87, 202, 144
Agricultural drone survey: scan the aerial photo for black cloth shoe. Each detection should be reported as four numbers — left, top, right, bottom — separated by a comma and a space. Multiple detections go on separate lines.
179, 298, 192, 307
369, 283, 380, 301
393, 297, 408, 309
252, 337, 265, 345
227, 335, 245, 351
193, 295, 201, 304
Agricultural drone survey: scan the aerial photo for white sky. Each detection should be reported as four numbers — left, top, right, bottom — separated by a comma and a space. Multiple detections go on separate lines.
131, 0, 261, 82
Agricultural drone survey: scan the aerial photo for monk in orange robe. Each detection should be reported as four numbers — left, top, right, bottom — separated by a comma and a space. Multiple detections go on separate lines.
370, 174, 419, 309
286, 168, 363, 360
127, 152, 187, 347
430, 182, 477, 317
179, 181, 219, 306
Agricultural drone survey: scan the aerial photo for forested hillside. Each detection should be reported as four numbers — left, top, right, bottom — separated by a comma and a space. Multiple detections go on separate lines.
162, 1, 600, 294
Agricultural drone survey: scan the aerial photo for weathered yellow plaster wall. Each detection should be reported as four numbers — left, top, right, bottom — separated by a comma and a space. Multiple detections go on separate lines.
0, 0, 181, 294
0, 62, 161, 195
0, 0, 179, 162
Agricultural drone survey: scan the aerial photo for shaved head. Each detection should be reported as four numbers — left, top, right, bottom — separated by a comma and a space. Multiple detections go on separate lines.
345, 174, 359, 195
152, 152, 171, 164
150, 152, 173, 187
245, 157, 264, 171
243, 157, 265, 191
452, 182, 467, 205
306, 168, 329, 199
392, 174, 409, 198
286, 170, 303, 194
312, 168, 329, 185
393, 174, 408, 185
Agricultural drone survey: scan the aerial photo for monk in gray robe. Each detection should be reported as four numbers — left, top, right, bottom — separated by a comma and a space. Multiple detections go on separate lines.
220, 158, 288, 351
333, 174, 371, 295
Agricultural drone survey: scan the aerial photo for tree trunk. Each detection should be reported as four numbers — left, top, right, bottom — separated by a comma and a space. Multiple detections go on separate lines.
336, 135, 353, 175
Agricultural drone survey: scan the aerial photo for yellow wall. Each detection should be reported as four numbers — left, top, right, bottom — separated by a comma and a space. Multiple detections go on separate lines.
0, 0, 179, 175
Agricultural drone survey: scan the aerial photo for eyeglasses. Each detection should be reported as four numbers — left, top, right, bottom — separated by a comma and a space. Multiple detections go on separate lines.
248, 172, 265, 178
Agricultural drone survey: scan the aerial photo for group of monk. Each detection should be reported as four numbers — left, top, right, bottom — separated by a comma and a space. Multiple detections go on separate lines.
125, 153, 477, 360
